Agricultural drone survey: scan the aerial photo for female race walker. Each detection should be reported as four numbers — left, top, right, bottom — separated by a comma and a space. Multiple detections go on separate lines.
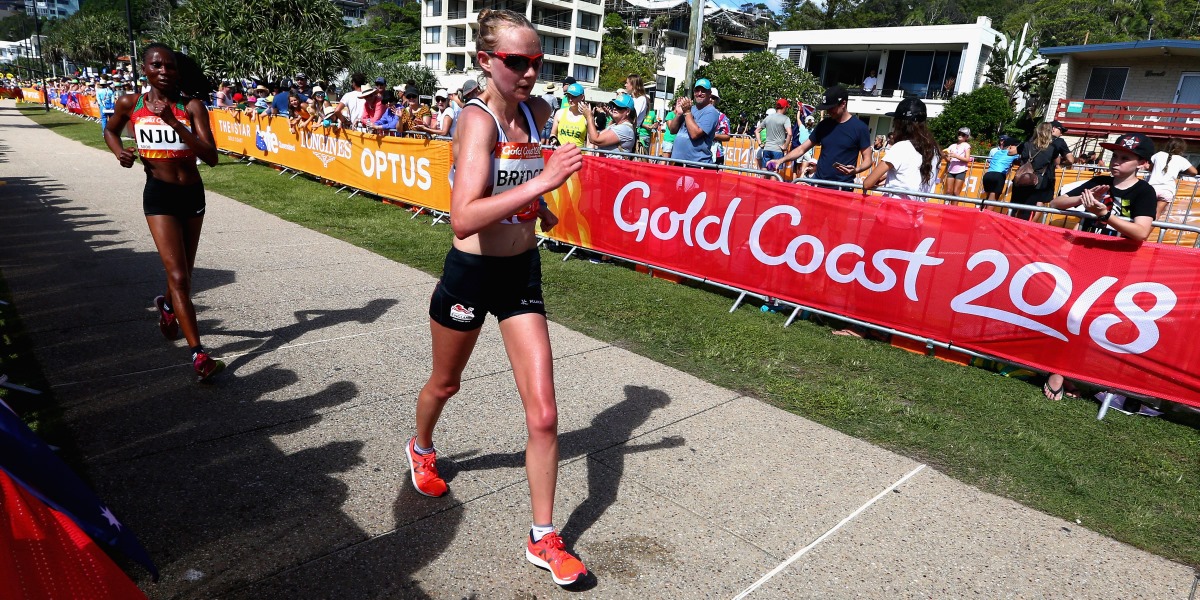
104, 43, 224, 381
405, 8, 587, 587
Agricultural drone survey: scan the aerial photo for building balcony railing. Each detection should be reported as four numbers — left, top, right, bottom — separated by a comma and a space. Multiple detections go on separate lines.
575, 47, 597, 58
447, 9, 467, 18
539, 72, 569, 82
1053, 98, 1200, 140
533, 15, 571, 29
447, 35, 467, 47
543, 46, 570, 57
580, 0, 601, 4
576, 20, 600, 31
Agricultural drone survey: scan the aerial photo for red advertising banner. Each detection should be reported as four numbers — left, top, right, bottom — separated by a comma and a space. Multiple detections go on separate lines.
543, 158, 1200, 407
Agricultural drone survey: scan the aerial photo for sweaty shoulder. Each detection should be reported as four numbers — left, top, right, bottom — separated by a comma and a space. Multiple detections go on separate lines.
455, 104, 498, 145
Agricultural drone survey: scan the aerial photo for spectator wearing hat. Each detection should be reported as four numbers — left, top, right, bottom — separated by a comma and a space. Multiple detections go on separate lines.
862, 97, 940, 201
981, 136, 1018, 203
767, 85, 871, 189
333, 73, 368, 127
294, 72, 312, 97
1050, 120, 1076, 165
359, 77, 387, 127
369, 92, 400, 135
139, 75, 150, 94
757, 99, 792, 176
540, 82, 558, 137
451, 79, 480, 110
250, 84, 270, 115
397, 85, 431, 134
942, 127, 972, 197
416, 89, 455, 137
551, 82, 588, 149
307, 86, 331, 122
667, 78, 720, 166
1044, 132, 1158, 402
584, 93, 637, 156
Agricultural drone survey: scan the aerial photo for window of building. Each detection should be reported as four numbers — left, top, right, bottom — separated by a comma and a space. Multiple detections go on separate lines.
1084, 67, 1128, 100
879, 50, 961, 98
426, 0, 442, 17
540, 34, 568, 56
576, 38, 598, 58
656, 74, 676, 100
573, 65, 596, 83
425, 53, 442, 70
425, 26, 441, 44
577, 12, 599, 31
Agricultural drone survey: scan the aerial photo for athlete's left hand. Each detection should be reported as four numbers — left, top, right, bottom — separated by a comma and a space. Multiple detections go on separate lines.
538, 203, 558, 233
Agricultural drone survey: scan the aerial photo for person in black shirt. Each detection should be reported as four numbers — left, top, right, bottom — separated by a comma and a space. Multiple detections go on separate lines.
1009, 122, 1071, 220
1042, 133, 1156, 401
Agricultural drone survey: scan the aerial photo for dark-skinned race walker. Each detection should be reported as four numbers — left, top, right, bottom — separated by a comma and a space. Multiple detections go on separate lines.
103, 42, 225, 382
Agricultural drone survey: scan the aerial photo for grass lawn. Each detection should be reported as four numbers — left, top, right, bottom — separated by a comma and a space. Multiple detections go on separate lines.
15, 104, 1200, 568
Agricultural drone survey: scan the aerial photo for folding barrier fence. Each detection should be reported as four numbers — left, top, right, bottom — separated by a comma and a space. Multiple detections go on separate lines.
22, 101, 1200, 408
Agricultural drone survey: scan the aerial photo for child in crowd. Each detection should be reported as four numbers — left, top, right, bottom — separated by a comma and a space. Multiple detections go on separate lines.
942, 127, 972, 197
861, 97, 940, 200
981, 136, 1017, 203
1147, 137, 1198, 220
1044, 132, 1159, 401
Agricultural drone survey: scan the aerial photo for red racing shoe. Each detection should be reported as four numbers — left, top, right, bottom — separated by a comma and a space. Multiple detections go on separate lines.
154, 295, 179, 340
406, 437, 448, 497
526, 530, 587, 586
192, 351, 225, 382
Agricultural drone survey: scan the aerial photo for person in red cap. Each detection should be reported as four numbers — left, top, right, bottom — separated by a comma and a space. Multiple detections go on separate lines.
1044, 132, 1158, 401
756, 98, 792, 176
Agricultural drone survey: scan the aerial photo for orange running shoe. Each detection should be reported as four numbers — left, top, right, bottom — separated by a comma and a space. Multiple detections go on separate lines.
526, 530, 587, 586
406, 437, 448, 497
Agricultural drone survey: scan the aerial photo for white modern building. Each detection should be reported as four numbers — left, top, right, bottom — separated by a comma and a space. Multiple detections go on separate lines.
768, 16, 1001, 137
334, 0, 370, 27
420, 0, 605, 91
0, 35, 42, 63
24, 0, 78, 19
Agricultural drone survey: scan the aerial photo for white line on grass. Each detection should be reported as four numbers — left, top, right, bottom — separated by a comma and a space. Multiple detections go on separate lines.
733, 463, 927, 600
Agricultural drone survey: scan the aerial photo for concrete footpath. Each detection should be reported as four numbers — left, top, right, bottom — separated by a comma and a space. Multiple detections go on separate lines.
0, 101, 1193, 599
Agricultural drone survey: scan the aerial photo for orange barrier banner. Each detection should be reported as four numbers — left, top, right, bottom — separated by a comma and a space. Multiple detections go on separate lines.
208, 110, 452, 210
20, 88, 45, 103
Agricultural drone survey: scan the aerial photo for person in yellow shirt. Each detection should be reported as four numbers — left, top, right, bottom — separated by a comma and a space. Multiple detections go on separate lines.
550, 82, 587, 148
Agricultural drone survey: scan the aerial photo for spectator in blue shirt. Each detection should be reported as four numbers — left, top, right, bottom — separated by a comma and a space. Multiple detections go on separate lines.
768, 86, 872, 189
667, 78, 720, 166
981, 136, 1018, 202
270, 79, 292, 116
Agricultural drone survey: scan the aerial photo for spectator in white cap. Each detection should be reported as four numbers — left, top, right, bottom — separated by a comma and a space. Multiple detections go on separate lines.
417, 89, 455, 137
942, 126, 972, 197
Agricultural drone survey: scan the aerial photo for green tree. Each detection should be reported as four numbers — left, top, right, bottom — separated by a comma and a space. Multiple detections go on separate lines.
681, 51, 823, 126
928, 85, 1013, 146
0, 13, 35, 42
345, 0, 422, 64
598, 12, 655, 92
340, 55, 439, 96
43, 11, 127, 68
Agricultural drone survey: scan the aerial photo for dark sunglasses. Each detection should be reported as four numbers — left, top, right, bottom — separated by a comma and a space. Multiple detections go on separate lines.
487, 51, 544, 73
405, 93, 418, 99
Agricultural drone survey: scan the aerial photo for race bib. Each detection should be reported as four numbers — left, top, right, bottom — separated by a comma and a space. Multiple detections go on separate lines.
134, 118, 191, 153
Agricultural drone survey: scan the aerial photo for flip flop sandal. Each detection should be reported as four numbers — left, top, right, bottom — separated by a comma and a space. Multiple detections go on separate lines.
1043, 381, 1064, 401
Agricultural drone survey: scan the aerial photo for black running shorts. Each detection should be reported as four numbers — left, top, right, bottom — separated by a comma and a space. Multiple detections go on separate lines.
429, 247, 545, 331
143, 176, 206, 218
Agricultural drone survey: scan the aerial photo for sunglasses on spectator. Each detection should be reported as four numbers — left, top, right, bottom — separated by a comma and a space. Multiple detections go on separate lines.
405, 93, 418, 99
486, 51, 544, 73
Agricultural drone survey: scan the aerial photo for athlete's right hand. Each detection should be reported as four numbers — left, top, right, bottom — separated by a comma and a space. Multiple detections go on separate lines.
542, 143, 583, 188
117, 147, 136, 168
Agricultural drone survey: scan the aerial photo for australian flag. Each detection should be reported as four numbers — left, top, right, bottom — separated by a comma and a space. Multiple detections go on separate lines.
255, 130, 269, 152
0, 401, 158, 579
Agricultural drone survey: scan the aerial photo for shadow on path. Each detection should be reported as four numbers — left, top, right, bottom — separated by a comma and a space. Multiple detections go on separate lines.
453, 385, 684, 546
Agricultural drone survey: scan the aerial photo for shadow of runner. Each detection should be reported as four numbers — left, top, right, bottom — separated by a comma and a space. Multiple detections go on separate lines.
223, 487, 465, 600
452, 385, 684, 546
214, 298, 399, 372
